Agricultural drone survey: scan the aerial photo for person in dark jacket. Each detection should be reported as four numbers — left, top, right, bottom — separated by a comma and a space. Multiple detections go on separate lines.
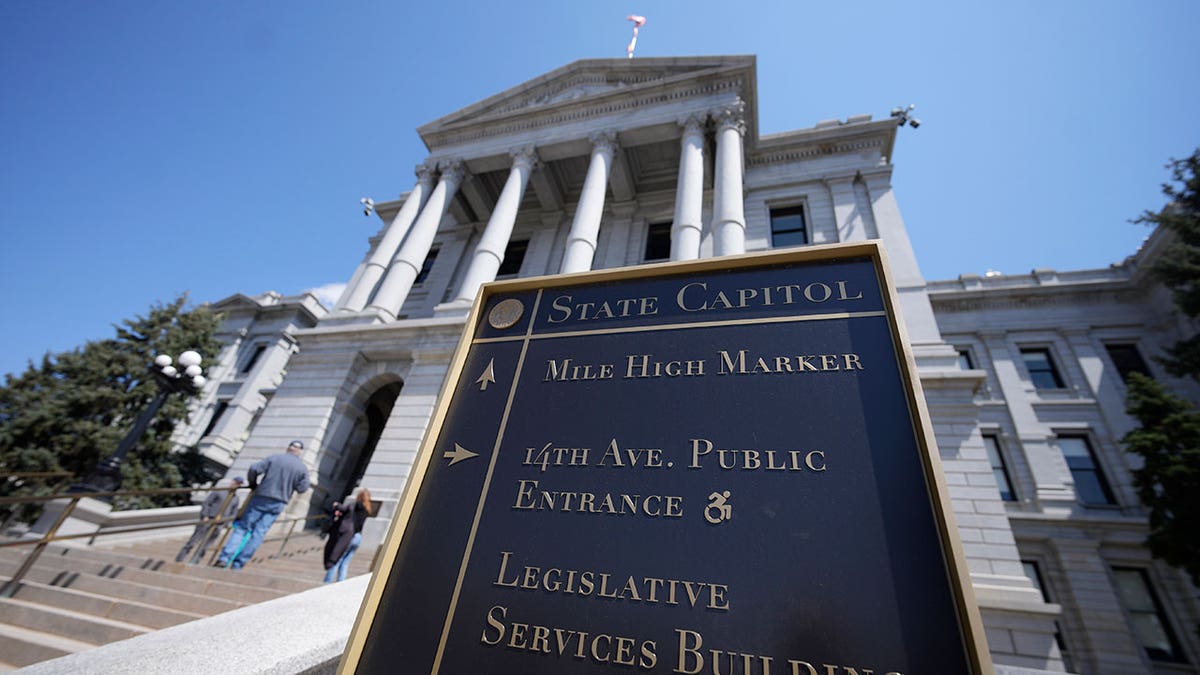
216, 440, 312, 570
323, 487, 376, 582
176, 477, 244, 563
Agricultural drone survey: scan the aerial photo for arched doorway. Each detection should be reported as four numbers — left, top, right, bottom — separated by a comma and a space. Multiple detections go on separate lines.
320, 381, 402, 509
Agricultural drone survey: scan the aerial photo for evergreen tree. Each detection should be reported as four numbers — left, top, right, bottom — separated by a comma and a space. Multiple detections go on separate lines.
0, 295, 223, 510
1135, 149, 1200, 377
1123, 374, 1200, 585
1123, 149, 1200, 586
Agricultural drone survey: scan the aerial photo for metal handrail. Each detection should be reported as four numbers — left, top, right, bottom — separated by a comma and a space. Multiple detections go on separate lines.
2, 471, 74, 481
0, 484, 327, 596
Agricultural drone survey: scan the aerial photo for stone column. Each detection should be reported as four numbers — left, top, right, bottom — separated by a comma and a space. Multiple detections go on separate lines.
671, 114, 706, 261
453, 147, 537, 303
336, 164, 436, 312
711, 100, 746, 257
560, 132, 617, 274
366, 160, 465, 318
825, 175, 866, 243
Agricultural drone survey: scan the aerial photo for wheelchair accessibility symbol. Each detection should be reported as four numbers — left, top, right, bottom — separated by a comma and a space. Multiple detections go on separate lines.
705, 491, 732, 525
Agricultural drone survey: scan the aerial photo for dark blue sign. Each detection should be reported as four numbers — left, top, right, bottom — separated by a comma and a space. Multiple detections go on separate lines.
343, 246, 986, 675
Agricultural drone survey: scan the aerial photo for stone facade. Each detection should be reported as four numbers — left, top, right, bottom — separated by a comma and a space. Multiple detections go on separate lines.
176, 56, 1198, 673
928, 228, 1200, 674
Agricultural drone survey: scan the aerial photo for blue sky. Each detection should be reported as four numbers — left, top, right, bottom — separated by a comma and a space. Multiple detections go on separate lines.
1, 1, 1197, 379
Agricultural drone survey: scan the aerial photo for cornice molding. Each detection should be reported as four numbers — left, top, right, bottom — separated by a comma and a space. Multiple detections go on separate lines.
931, 288, 1143, 313
748, 137, 885, 167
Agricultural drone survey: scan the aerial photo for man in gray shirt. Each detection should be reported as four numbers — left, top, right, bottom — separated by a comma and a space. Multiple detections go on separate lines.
216, 441, 311, 570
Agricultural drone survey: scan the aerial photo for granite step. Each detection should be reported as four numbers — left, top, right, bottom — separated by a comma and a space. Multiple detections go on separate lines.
0, 567, 245, 616
0, 531, 374, 669
1, 545, 317, 594
0, 622, 93, 669
0, 598, 145, 645
3, 579, 203, 629
0, 555, 289, 605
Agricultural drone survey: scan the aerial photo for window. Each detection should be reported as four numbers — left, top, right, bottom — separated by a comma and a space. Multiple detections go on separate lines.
415, 248, 439, 285
1105, 344, 1151, 383
497, 239, 529, 278
983, 434, 1016, 502
1022, 561, 1074, 672
1020, 348, 1065, 389
957, 348, 975, 370
240, 345, 267, 374
201, 401, 230, 438
770, 205, 808, 247
643, 222, 672, 262
1057, 435, 1115, 505
1112, 567, 1186, 663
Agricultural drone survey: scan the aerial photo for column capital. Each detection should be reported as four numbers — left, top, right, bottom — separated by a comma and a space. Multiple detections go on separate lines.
415, 162, 437, 186
588, 131, 619, 156
712, 98, 746, 135
509, 145, 539, 170
437, 159, 466, 188
677, 113, 707, 138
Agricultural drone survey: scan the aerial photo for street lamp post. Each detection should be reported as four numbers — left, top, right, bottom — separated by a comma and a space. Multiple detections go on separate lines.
73, 350, 207, 496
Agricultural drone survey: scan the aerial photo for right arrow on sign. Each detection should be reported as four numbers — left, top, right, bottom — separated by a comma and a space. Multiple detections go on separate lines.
443, 443, 480, 467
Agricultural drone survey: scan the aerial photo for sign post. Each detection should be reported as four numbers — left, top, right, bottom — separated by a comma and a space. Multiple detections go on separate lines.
340, 242, 992, 675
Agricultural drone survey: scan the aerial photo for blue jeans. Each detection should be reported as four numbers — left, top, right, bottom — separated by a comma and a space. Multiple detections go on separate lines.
217, 495, 285, 569
324, 532, 361, 583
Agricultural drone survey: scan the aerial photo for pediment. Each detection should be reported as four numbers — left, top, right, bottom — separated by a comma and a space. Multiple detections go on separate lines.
211, 292, 278, 311
419, 56, 755, 140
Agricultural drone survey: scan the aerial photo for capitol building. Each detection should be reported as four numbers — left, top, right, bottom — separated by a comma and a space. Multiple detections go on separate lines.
171, 56, 1199, 674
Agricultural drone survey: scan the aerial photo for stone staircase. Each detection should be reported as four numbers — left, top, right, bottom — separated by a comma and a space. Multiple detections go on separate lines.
0, 531, 374, 670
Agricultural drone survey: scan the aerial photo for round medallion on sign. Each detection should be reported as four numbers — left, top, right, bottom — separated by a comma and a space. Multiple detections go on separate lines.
488, 298, 524, 330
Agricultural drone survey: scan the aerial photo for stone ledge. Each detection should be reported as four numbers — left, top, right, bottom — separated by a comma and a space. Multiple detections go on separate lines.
18, 574, 369, 675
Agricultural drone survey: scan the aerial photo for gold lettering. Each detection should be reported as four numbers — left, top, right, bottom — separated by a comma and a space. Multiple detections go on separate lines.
594, 301, 615, 319
548, 295, 573, 323
641, 642, 659, 669
789, 661, 819, 675
626, 354, 651, 378
521, 566, 539, 589
506, 621, 527, 648
689, 438, 713, 468
804, 282, 832, 302
481, 605, 507, 645
674, 629, 703, 674
718, 349, 746, 374
544, 358, 571, 381
836, 280, 863, 300
708, 584, 730, 610
677, 282, 707, 311
591, 634, 612, 662
806, 451, 827, 472
513, 480, 538, 509
494, 551, 519, 587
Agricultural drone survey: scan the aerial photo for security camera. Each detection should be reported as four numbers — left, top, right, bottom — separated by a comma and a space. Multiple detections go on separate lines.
890, 104, 920, 130
360, 197, 375, 217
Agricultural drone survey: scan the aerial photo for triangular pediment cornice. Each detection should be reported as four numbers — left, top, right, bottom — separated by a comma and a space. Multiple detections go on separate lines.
418, 56, 757, 151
